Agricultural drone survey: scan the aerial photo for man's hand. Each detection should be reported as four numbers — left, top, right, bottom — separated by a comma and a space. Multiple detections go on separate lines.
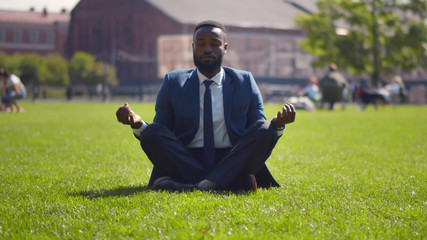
116, 102, 143, 128
271, 102, 296, 129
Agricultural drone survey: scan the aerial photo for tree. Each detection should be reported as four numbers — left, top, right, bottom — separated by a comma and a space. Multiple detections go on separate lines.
94, 61, 118, 87
0, 53, 22, 76
295, 0, 427, 86
0, 53, 70, 86
68, 51, 118, 86
39, 53, 70, 85
104, 64, 118, 87
68, 51, 96, 85
19, 54, 40, 85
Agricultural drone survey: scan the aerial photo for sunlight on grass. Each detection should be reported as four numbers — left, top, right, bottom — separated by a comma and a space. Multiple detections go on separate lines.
0, 102, 426, 239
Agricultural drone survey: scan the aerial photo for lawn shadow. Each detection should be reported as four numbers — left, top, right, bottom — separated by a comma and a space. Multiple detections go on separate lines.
69, 185, 150, 199
213, 190, 259, 196
70, 185, 259, 199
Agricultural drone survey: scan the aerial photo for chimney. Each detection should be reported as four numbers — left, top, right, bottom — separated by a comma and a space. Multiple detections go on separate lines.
42, 7, 48, 16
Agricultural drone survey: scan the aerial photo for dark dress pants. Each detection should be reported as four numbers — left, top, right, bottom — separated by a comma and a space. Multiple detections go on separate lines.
139, 120, 279, 189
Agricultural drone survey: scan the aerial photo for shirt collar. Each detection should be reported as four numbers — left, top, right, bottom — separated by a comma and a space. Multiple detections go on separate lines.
197, 68, 224, 86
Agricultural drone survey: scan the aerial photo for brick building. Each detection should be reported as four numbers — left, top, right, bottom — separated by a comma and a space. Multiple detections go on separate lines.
67, 0, 316, 85
0, 8, 70, 57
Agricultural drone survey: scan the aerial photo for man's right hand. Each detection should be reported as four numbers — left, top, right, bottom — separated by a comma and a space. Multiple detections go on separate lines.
116, 102, 143, 128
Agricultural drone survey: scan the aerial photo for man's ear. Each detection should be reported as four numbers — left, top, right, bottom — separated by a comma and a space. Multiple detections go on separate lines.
224, 42, 228, 53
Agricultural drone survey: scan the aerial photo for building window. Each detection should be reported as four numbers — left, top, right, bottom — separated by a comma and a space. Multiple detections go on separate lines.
0, 29, 4, 42
13, 29, 22, 43
46, 31, 55, 44
30, 30, 39, 43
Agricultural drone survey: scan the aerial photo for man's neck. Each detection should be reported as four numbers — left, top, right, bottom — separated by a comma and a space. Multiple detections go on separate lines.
197, 68, 224, 85
199, 69, 220, 79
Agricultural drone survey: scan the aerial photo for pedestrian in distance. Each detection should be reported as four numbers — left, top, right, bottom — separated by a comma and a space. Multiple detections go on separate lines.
0, 69, 26, 112
319, 64, 349, 110
116, 20, 296, 192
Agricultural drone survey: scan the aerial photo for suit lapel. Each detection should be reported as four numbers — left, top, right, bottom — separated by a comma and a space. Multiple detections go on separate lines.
223, 69, 234, 131
186, 70, 200, 140
187, 69, 200, 109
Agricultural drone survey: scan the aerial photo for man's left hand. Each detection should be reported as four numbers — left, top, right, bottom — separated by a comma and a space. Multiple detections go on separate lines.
271, 102, 296, 129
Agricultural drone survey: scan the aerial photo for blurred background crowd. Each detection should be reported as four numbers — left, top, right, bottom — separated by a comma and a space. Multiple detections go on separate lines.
0, 0, 426, 111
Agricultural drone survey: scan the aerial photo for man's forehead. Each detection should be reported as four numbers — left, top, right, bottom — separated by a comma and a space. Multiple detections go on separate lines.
194, 27, 224, 39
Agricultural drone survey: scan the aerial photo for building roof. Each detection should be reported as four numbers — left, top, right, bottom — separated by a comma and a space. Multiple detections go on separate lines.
145, 0, 317, 30
0, 9, 70, 25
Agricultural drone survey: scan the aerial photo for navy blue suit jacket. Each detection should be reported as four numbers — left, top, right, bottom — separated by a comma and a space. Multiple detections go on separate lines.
151, 67, 279, 187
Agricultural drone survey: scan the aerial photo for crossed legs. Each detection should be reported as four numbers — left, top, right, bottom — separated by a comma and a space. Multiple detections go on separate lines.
140, 120, 278, 190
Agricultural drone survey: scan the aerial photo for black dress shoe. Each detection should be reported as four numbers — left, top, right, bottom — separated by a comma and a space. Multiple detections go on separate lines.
243, 174, 258, 192
152, 176, 195, 192
228, 174, 258, 192
196, 179, 219, 192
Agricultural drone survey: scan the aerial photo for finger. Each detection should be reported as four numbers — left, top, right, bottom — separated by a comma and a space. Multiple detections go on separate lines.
129, 114, 135, 124
282, 105, 288, 117
288, 103, 296, 113
284, 104, 291, 113
286, 103, 296, 122
116, 107, 125, 122
122, 102, 131, 113
127, 109, 132, 123
118, 107, 130, 123
289, 104, 296, 120
287, 103, 296, 117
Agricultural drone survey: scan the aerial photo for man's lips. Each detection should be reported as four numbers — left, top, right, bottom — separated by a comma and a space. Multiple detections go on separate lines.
200, 56, 215, 61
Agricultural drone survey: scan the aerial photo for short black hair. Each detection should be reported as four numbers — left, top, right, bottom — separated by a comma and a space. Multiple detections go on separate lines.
194, 20, 226, 36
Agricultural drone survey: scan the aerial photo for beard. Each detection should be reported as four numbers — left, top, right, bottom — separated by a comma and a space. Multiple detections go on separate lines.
193, 52, 223, 75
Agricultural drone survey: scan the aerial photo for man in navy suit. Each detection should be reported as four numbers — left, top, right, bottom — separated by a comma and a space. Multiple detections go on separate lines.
116, 20, 295, 192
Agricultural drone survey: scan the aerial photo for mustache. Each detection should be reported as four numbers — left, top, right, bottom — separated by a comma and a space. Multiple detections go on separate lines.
199, 54, 216, 59
193, 52, 223, 73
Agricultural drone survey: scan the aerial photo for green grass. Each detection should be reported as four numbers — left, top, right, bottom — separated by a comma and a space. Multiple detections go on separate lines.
0, 102, 426, 239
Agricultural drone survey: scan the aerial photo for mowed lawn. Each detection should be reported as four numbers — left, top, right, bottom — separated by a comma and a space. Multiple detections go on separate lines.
0, 102, 426, 239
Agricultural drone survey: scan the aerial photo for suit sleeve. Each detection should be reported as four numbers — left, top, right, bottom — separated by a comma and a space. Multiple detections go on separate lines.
247, 72, 267, 127
153, 74, 174, 131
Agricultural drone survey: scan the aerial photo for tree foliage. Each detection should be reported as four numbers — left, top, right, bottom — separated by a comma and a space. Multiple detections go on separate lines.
0, 53, 70, 85
0, 51, 117, 87
16, 54, 40, 85
68, 51, 118, 86
39, 53, 70, 85
68, 51, 96, 85
295, 0, 427, 85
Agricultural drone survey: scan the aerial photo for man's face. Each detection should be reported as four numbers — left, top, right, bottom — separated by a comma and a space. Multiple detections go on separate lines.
192, 26, 227, 77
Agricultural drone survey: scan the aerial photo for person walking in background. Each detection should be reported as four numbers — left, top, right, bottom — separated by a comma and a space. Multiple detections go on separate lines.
116, 20, 296, 192
395, 75, 408, 104
349, 77, 360, 104
319, 64, 349, 110
385, 75, 407, 104
298, 76, 321, 104
0, 69, 26, 112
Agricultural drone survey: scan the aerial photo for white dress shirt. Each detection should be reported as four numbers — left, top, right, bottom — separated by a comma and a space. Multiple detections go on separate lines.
187, 68, 232, 148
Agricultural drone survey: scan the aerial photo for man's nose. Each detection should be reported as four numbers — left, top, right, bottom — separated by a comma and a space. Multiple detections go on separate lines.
203, 44, 212, 53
